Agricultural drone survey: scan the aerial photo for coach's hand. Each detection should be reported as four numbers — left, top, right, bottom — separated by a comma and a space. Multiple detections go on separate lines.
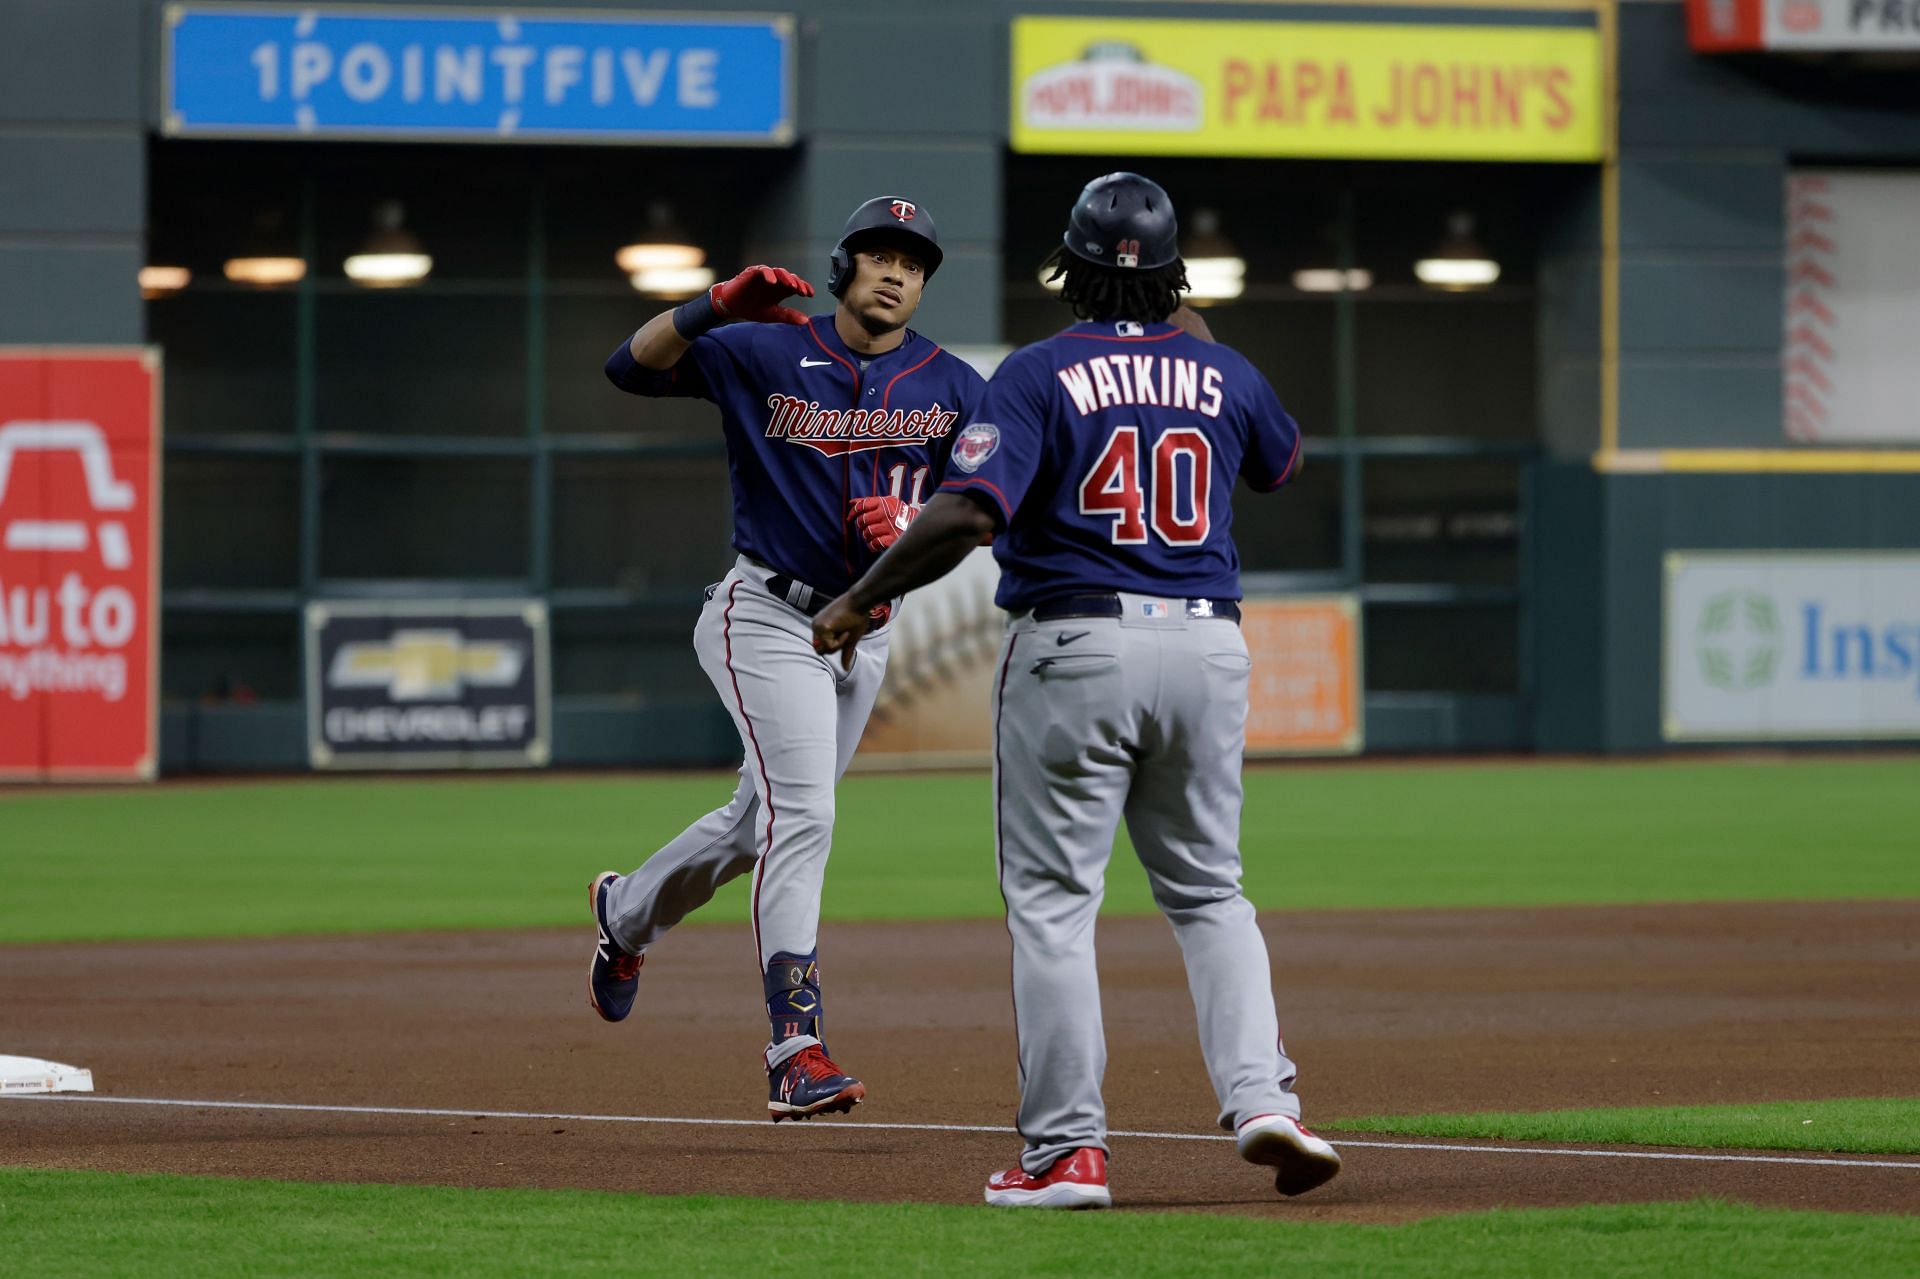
712, 265, 814, 325
812, 594, 871, 670
1168, 304, 1216, 342
849, 496, 919, 552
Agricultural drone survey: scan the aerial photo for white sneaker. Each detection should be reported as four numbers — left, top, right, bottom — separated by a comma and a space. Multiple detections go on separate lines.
1236, 1113, 1341, 1197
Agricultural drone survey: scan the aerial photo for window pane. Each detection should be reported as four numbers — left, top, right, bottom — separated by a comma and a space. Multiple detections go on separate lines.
544, 296, 717, 439
1354, 298, 1535, 438
1233, 451, 1342, 575
1364, 602, 1517, 694
315, 293, 525, 435
320, 456, 529, 580
552, 609, 707, 698
163, 456, 299, 590
150, 293, 297, 436
161, 612, 300, 702
551, 456, 732, 591
310, 148, 530, 284
1362, 458, 1521, 588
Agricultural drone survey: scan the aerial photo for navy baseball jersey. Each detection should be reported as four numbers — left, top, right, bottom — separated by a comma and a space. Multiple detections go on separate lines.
608, 314, 985, 596
938, 320, 1302, 611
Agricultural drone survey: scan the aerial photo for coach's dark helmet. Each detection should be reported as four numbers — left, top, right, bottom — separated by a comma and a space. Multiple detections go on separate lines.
827, 196, 944, 297
1062, 172, 1179, 271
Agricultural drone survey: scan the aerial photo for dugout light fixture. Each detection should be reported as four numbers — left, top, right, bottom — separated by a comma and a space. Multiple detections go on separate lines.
631, 265, 717, 299
1180, 209, 1246, 305
1415, 212, 1500, 291
223, 256, 306, 286
223, 210, 306, 287
139, 265, 192, 299
344, 201, 433, 288
1291, 268, 1373, 294
618, 202, 706, 276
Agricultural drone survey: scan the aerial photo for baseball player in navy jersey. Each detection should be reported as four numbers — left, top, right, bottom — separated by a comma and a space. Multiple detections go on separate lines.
812, 173, 1340, 1204
589, 196, 985, 1122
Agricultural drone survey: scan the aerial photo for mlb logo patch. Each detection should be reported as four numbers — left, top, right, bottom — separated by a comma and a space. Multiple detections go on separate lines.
1116, 321, 1144, 337
1141, 601, 1170, 618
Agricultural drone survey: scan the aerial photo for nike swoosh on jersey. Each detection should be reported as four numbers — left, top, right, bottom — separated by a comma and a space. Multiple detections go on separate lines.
800, 357, 834, 368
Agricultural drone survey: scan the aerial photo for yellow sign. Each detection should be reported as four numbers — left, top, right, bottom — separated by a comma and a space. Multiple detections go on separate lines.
1012, 16, 1603, 162
1242, 596, 1363, 756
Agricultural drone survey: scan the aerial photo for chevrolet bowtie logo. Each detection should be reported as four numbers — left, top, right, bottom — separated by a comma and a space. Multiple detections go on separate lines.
328, 629, 523, 701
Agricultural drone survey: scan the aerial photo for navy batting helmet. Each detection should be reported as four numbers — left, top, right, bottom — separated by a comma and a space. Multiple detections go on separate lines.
1063, 172, 1179, 271
828, 197, 943, 297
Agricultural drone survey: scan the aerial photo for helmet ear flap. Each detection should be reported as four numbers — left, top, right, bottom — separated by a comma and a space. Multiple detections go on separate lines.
827, 244, 852, 298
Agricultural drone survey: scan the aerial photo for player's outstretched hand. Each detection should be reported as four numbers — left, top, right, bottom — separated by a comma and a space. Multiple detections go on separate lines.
1168, 303, 1216, 342
712, 265, 815, 326
849, 496, 919, 552
812, 594, 871, 671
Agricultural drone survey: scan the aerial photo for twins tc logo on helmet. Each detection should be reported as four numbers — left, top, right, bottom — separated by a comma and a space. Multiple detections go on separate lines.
951, 422, 1000, 473
1115, 239, 1142, 268
890, 200, 917, 221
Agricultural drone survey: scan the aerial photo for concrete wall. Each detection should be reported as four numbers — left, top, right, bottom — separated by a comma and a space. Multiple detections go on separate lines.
1613, 0, 1920, 452
0, 0, 146, 343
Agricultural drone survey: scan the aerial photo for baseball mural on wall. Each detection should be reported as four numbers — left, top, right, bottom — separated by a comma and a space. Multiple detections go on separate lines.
1784, 171, 1920, 444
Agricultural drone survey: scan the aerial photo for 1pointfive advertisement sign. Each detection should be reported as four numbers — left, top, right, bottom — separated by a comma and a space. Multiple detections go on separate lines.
0, 350, 162, 781
163, 4, 795, 144
1663, 552, 1920, 742
306, 599, 551, 769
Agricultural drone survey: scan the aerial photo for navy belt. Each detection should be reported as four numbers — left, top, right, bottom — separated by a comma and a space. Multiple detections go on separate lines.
1027, 593, 1240, 623
766, 572, 825, 617
765, 570, 893, 629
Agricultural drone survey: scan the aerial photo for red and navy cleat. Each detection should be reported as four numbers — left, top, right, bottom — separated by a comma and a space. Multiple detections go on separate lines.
1236, 1113, 1342, 1197
767, 1045, 866, 1122
587, 871, 643, 1023
983, 1148, 1112, 1209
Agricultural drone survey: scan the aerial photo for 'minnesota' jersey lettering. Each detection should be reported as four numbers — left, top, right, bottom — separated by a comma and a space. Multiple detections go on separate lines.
609, 314, 985, 596
938, 320, 1301, 611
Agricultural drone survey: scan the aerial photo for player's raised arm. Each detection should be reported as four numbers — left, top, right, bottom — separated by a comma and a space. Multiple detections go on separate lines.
604, 265, 815, 392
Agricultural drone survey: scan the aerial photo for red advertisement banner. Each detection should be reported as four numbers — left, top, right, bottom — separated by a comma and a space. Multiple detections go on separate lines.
0, 349, 162, 781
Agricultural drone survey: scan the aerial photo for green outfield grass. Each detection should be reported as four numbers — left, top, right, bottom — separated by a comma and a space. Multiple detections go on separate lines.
1336, 1098, 1920, 1155
3, 756, 1917, 942
0, 1169, 1913, 1279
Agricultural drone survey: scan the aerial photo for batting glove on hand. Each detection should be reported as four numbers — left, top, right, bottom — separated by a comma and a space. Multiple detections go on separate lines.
712, 265, 814, 325
850, 496, 919, 552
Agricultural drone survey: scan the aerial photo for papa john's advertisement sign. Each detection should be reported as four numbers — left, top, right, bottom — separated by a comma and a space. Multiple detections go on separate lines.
1663, 552, 1920, 742
1012, 15, 1603, 162
0, 350, 161, 782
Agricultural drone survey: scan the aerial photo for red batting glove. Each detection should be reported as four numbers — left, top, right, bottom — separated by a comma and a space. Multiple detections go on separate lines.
850, 496, 918, 552
711, 265, 814, 325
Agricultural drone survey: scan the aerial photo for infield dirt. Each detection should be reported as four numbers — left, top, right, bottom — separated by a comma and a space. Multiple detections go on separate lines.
3, 901, 1916, 1221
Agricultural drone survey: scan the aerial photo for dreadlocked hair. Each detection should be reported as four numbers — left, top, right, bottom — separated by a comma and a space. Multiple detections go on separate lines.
1042, 245, 1189, 323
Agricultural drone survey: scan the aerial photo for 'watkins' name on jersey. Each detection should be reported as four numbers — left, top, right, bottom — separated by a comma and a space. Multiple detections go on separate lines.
764, 394, 961, 457
1056, 355, 1225, 419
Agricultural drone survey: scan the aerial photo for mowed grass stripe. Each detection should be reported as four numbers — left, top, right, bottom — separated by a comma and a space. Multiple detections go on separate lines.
3, 757, 1917, 942
1, 1169, 1916, 1279
1335, 1098, 1920, 1156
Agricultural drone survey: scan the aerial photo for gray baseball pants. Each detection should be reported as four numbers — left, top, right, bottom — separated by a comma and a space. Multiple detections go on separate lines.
601, 555, 890, 1068
992, 596, 1303, 1174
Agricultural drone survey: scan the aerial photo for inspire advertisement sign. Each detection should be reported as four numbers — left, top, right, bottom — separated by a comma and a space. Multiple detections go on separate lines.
1012, 15, 1604, 162
164, 4, 795, 143
1663, 552, 1920, 742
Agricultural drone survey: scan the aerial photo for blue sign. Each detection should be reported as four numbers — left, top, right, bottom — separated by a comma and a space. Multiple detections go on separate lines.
164, 5, 794, 143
